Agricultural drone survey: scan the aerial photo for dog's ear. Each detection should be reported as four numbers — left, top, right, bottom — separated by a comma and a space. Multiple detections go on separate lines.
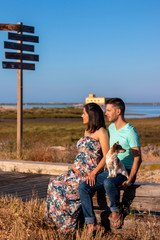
111, 143, 116, 152
116, 141, 119, 145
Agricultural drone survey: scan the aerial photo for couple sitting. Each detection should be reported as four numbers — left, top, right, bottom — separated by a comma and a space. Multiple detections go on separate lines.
45, 98, 142, 234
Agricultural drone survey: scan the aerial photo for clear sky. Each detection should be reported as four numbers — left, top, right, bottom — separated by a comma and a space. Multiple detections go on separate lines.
0, 0, 160, 103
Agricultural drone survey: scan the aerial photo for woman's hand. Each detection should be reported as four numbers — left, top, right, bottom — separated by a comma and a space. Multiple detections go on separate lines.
72, 164, 81, 175
86, 172, 96, 186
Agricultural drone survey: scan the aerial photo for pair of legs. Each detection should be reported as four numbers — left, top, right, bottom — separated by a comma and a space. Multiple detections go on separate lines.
78, 169, 127, 230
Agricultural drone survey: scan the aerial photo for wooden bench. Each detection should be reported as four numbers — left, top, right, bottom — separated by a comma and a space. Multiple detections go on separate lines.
92, 182, 160, 226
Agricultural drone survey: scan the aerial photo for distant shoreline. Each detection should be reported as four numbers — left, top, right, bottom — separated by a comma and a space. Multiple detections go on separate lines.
0, 102, 81, 106
0, 102, 160, 106
0, 106, 158, 118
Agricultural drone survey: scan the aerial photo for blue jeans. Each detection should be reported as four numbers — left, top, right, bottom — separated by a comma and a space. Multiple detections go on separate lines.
78, 169, 128, 224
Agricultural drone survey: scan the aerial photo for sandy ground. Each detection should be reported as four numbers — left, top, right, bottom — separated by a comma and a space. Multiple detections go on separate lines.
0, 106, 17, 111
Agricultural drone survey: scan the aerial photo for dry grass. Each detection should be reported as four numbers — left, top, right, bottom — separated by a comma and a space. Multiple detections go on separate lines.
0, 141, 77, 164
28, 145, 77, 163
0, 194, 159, 240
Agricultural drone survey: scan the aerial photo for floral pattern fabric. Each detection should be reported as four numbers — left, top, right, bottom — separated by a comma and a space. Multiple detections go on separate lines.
44, 136, 102, 233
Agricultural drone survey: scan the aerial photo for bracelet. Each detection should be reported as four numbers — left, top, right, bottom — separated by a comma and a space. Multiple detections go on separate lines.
126, 180, 132, 186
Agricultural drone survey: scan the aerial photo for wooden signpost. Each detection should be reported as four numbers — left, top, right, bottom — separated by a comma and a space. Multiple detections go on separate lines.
0, 22, 39, 158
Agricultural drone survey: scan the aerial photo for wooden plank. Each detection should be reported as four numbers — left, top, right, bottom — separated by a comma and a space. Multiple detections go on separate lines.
2, 61, 35, 70
8, 32, 39, 43
95, 184, 160, 199
93, 197, 160, 213
0, 23, 21, 32
4, 41, 34, 52
0, 23, 34, 33
123, 184, 160, 197
93, 184, 160, 212
5, 52, 39, 61
0, 171, 50, 201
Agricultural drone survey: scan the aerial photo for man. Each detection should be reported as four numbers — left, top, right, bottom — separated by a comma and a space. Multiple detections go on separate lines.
78, 98, 142, 233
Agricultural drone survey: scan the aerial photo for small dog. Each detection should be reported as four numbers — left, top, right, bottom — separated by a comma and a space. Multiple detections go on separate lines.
106, 142, 128, 178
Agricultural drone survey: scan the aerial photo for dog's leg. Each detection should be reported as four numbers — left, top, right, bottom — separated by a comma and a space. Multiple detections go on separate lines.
107, 167, 112, 178
121, 164, 128, 178
112, 159, 118, 177
118, 160, 128, 178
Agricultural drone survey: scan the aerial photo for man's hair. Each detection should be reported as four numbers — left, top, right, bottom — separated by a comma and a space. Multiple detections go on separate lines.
106, 98, 125, 115
84, 103, 106, 133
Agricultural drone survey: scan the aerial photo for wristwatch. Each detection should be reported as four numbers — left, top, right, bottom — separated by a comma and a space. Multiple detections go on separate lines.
126, 180, 132, 186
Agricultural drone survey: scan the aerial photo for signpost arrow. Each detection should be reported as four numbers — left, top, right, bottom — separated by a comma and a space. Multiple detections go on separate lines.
4, 41, 35, 52
8, 32, 39, 43
5, 52, 39, 61
2, 61, 35, 70
0, 23, 34, 33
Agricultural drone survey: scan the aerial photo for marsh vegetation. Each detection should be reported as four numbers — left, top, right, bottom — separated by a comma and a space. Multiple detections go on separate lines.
0, 107, 160, 162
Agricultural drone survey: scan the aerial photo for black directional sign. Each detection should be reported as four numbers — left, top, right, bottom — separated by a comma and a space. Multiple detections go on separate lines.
5, 52, 39, 61
8, 32, 39, 43
4, 41, 34, 52
2, 61, 35, 70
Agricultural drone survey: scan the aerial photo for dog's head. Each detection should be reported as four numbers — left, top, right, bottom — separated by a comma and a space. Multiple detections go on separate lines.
111, 141, 126, 154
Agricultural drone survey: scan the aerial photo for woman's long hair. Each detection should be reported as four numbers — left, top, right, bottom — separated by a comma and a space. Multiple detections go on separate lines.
84, 103, 106, 133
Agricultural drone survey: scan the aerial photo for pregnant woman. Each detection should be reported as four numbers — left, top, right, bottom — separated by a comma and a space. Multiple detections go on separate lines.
44, 103, 109, 233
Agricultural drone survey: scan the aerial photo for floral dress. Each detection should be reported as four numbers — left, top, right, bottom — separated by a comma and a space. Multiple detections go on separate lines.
45, 136, 102, 233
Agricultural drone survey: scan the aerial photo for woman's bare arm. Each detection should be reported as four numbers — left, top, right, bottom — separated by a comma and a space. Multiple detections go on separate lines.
86, 128, 109, 186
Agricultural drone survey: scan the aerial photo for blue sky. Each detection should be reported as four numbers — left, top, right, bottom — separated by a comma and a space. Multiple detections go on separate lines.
0, 0, 160, 103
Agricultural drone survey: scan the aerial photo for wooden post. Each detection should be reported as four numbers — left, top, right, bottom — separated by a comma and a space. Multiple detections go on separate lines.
17, 22, 23, 159
1, 22, 39, 158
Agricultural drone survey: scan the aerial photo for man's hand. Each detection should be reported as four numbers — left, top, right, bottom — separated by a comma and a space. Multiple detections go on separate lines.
72, 164, 81, 175
119, 181, 129, 190
86, 172, 96, 186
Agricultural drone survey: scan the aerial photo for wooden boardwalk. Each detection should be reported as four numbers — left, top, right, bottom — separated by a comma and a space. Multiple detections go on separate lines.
0, 171, 52, 201
1, 171, 160, 214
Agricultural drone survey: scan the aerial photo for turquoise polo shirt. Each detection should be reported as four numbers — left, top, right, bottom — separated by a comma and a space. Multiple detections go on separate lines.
108, 123, 140, 170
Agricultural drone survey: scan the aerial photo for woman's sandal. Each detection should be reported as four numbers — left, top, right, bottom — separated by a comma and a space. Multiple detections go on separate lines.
110, 212, 123, 229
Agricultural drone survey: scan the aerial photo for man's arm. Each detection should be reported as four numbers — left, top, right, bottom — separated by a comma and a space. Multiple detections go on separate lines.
120, 146, 142, 189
